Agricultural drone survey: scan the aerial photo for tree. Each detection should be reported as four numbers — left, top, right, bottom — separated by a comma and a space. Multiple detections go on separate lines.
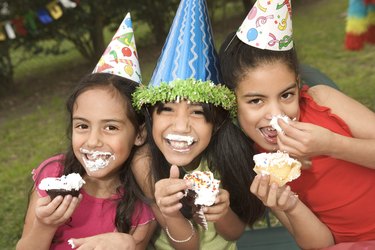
0, 0, 182, 89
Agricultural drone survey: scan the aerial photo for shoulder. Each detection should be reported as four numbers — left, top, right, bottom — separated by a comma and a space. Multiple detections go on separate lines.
32, 154, 65, 180
307, 85, 375, 138
131, 144, 152, 175
131, 144, 154, 198
32, 154, 65, 196
306, 85, 343, 107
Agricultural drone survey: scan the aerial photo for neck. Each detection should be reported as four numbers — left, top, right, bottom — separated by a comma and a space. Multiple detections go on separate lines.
83, 174, 121, 198
180, 155, 202, 172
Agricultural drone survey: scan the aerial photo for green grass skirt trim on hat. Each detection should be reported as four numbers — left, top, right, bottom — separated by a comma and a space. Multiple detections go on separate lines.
132, 78, 237, 115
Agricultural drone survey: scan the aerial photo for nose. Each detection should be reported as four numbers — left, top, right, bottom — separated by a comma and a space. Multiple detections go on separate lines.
173, 112, 190, 132
86, 129, 103, 148
265, 101, 284, 120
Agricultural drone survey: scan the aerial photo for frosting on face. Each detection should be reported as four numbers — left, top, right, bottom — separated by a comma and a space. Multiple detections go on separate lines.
80, 148, 115, 172
39, 173, 85, 191
165, 134, 195, 145
269, 115, 292, 132
183, 171, 220, 206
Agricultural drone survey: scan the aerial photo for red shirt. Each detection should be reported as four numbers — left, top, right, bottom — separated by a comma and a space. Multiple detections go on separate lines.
288, 86, 375, 243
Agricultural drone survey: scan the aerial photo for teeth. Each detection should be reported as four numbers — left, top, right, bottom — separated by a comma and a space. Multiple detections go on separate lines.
165, 134, 195, 146
80, 148, 115, 172
170, 141, 188, 149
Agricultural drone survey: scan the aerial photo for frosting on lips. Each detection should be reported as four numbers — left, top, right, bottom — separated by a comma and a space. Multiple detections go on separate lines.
165, 134, 196, 152
165, 134, 195, 145
80, 148, 115, 172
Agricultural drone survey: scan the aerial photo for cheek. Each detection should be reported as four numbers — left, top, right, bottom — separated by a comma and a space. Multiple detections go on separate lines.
72, 133, 84, 149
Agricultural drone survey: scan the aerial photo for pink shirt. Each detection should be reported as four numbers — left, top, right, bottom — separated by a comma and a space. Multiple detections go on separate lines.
32, 155, 154, 250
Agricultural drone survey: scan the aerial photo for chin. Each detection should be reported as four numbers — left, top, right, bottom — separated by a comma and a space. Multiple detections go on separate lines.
165, 156, 194, 168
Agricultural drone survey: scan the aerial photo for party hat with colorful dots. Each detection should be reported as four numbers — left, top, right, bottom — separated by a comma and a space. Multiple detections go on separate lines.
237, 0, 293, 51
132, 0, 235, 113
93, 13, 142, 83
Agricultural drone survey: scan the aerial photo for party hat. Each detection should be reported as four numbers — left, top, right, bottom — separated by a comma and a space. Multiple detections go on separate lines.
133, 0, 235, 112
93, 13, 142, 83
236, 0, 293, 51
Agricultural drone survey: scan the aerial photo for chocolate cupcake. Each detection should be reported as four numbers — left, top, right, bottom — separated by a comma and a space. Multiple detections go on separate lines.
180, 171, 220, 230
39, 173, 85, 199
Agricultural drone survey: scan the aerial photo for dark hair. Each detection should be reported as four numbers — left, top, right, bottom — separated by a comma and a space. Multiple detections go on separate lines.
219, 31, 300, 90
143, 101, 265, 226
34, 73, 146, 233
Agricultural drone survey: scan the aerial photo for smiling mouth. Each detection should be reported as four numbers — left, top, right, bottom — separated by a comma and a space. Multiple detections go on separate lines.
165, 134, 196, 152
259, 127, 278, 144
80, 148, 115, 171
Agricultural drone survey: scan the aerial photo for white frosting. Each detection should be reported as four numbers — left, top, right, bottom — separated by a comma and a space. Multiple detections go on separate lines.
253, 151, 302, 186
253, 151, 299, 169
67, 239, 75, 249
80, 148, 115, 172
183, 171, 220, 206
39, 173, 85, 191
269, 115, 291, 132
165, 134, 195, 145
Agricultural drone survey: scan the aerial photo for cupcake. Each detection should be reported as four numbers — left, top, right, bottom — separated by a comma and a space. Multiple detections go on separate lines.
253, 151, 301, 186
181, 171, 220, 229
39, 173, 85, 199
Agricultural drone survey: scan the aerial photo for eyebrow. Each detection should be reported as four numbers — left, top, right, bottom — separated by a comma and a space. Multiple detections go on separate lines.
241, 82, 298, 98
72, 117, 125, 124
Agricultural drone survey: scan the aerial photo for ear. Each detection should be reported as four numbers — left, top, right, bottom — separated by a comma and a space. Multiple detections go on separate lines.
296, 75, 302, 89
134, 123, 147, 146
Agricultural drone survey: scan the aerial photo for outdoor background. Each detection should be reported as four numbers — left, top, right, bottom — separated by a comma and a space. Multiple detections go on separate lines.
1, 0, 374, 248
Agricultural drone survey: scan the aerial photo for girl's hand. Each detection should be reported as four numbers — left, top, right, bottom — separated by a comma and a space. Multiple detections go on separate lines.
278, 119, 334, 159
203, 188, 230, 222
154, 165, 192, 218
68, 232, 135, 250
35, 194, 82, 227
250, 174, 298, 212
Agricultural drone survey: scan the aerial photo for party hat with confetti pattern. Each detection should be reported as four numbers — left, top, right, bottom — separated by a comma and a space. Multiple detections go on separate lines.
237, 0, 293, 51
93, 13, 142, 83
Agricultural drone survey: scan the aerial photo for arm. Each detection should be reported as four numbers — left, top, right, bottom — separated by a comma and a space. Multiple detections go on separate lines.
250, 174, 334, 249
16, 188, 81, 250
131, 148, 199, 249
132, 220, 158, 250
154, 165, 199, 250
68, 221, 157, 250
205, 189, 246, 241
278, 85, 375, 168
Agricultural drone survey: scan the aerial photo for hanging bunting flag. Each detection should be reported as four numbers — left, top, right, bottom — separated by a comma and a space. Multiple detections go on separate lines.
46, 0, 63, 20
4, 21, 16, 39
24, 11, 38, 35
0, 0, 79, 42
58, 0, 77, 9
12, 17, 28, 36
0, 24, 6, 41
37, 9, 53, 24
0, 2, 10, 15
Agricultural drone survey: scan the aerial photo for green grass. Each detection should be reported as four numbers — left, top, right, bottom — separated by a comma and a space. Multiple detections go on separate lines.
1, 0, 374, 248
0, 96, 67, 249
293, 1, 375, 110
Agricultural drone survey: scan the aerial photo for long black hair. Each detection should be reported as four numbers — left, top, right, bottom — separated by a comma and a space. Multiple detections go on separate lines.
34, 73, 147, 233
142, 101, 265, 226
219, 31, 300, 91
